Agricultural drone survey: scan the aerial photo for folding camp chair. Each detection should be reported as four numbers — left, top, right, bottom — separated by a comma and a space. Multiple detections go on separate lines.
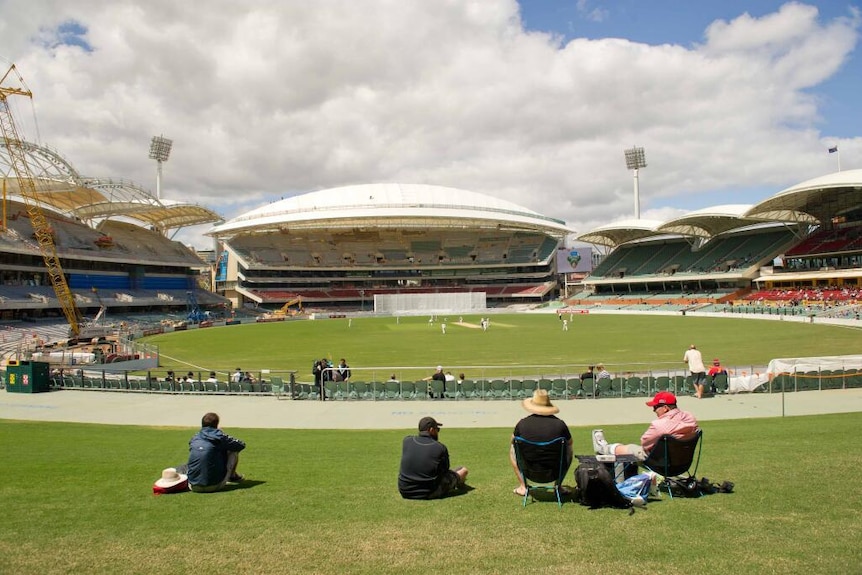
512, 436, 570, 509
641, 429, 703, 499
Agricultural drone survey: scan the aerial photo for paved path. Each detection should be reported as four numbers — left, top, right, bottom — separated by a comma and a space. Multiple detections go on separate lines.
2, 388, 861, 429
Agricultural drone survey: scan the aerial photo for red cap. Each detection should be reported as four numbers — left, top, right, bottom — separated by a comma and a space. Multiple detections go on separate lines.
646, 391, 677, 407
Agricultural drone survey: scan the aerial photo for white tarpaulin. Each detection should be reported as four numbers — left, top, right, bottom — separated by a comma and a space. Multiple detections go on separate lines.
767, 355, 862, 376
728, 373, 770, 393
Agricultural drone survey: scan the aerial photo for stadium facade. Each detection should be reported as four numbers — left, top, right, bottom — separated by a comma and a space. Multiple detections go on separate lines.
3, 135, 861, 325
207, 183, 574, 311
0, 142, 227, 325
570, 170, 862, 311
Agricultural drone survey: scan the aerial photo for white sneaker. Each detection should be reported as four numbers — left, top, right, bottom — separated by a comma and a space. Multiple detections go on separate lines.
592, 429, 609, 454
646, 471, 659, 497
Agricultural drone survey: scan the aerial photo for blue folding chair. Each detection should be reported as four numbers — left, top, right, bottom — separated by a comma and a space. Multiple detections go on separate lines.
512, 436, 570, 509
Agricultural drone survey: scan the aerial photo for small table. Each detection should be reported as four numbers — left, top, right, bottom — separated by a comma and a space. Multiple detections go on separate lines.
576, 454, 640, 482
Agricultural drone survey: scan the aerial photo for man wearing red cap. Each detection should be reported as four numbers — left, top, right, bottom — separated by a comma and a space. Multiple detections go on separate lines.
708, 358, 727, 394
592, 391, 699, 460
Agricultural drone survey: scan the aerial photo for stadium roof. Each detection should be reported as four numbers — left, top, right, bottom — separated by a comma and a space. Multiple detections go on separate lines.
575, 218, 665, 249
656, 204, 764, 239
576, 170, 862, 250
744, 169, 862, 224
208, 183, 574, 237
1, 141, 221, 231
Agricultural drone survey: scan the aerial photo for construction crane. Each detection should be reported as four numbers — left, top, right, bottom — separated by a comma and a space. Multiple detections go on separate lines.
0, 64, 83, 336
186, 290, 208, 323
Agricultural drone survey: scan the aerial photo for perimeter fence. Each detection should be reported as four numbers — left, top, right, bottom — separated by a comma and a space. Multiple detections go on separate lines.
7, 362, 862, 399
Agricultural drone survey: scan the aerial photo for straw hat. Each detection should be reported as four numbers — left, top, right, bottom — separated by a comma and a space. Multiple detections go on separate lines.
522, 389, 559, 415
154, 467, 187, 489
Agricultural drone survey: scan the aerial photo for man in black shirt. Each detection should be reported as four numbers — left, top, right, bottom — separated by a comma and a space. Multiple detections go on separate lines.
398, 417, 468, 499
422, 365, 447, 398
510, 389, 572, 496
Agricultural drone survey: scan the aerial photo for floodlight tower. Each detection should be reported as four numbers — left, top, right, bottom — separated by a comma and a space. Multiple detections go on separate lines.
624, 146, 647, 219
148, 135, 173, 199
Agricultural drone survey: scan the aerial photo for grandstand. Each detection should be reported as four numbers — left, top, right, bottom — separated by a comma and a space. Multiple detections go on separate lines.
570, 170, 862, 314
208, 184, 573, 311
0, 141, 228, 326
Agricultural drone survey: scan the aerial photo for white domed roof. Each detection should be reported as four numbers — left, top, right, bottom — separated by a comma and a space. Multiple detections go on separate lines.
209, 183, 571, 236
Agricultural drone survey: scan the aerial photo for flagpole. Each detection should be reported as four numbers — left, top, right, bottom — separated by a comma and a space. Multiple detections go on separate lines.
829, 146, 841, 171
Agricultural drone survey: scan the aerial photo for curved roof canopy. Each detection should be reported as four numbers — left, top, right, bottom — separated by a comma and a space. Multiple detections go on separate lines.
1, 141, 221, 231
656, 204, 762, 239
209, 183, 573, 238
575, 218, 665, 249
743, 169, 862, 224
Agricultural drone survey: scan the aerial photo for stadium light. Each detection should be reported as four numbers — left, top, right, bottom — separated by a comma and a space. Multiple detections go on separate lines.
149, 135, 173, 200
624, 146, 647, 219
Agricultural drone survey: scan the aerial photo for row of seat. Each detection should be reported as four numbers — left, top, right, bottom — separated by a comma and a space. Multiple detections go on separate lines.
33, 369, 862, 398
44, 373, 730, 399
305, 375, 718, 401
769, 370, 862, 392
52, 376, 276, 394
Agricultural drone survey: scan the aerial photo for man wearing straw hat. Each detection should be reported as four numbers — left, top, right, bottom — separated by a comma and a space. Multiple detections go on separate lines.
509, 389, 573, 497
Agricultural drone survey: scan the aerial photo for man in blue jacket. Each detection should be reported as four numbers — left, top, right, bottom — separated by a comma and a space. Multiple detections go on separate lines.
187, 412, 247, 492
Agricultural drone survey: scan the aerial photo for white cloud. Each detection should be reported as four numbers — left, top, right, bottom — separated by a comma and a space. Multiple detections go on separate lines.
0, 0, 859, 248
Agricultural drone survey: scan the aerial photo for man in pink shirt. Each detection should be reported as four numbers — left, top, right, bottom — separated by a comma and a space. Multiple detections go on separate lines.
591, 391, 699, 460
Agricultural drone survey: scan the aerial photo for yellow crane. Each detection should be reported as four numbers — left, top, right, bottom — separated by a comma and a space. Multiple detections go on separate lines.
0, 64, 83, 336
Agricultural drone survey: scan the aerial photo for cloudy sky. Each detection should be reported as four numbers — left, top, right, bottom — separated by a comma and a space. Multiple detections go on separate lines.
0, 0, 859, 248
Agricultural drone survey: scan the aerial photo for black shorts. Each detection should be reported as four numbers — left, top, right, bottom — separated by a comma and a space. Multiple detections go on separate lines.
427, 469, 461, 499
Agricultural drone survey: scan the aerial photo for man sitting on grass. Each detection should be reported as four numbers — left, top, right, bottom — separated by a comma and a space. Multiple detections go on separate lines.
398, 416, 468, 499
185, 412, 247, 492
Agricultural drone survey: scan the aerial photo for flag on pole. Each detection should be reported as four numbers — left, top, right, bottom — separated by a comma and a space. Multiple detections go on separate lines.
828, 146, 838, 154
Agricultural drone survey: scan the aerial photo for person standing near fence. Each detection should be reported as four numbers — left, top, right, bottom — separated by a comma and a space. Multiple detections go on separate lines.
337, 358, 351, 382
423, 365, 447, 398
683, 344, 707, 399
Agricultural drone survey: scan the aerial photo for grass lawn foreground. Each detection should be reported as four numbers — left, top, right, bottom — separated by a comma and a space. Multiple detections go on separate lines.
2, 413, 861, 575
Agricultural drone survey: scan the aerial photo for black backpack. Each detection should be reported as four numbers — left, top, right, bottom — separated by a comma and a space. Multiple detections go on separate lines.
574, 461, 632, 509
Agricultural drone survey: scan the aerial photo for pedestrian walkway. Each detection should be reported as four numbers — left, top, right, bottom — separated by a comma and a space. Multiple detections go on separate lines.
2, 388, 861, 429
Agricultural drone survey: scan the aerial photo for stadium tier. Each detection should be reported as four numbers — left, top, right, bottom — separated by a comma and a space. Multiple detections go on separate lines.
0, 198, 226, 323
208, 184, 573, 310
571, 172, 862, 308
5, 134, 862, 328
